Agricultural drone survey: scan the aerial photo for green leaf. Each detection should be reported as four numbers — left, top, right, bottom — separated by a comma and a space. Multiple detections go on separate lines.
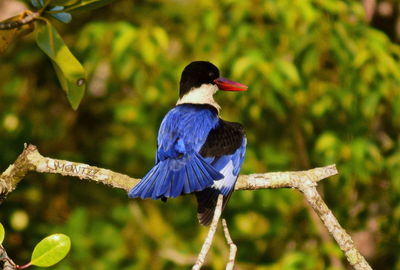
30, 234, 71, 267
0, 223, 5, 245
35, 19, 85, 110
64, 0, 114, 12
47, 6, 73, 24
31, 0, 43, 8
50, 12, 72, 24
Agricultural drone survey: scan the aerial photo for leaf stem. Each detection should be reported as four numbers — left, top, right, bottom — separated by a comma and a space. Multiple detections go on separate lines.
16, 263, 31, 270
39, 0, 53, 14
0, 245, 18, 270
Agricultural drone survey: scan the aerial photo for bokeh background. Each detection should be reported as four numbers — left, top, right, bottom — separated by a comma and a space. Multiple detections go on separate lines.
1, 0, 400, 269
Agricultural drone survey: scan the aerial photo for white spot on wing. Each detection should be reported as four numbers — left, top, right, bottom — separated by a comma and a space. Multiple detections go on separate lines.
212, 160, 236, 190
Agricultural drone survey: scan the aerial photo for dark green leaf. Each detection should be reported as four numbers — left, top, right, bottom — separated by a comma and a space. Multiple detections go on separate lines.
30, 234, 71, 267
35, 19, 86, 109
50, 12, 72, 24
31, 0, 42, 8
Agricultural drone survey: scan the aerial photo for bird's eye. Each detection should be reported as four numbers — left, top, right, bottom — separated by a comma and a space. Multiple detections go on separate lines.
208, 72, 214, 78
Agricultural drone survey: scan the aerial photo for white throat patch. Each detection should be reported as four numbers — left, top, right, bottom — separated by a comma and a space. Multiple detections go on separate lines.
176, 84, 220, 112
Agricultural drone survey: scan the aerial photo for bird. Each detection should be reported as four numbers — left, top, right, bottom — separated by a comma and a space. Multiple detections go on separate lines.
128, 61, 247, 226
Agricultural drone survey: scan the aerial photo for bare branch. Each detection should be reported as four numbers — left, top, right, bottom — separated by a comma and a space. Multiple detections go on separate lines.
235, 164, 338, 190
297, 181, 372, 270
0, 246, 16, 270
192, 194, 223, 270
0, 144, 139, 198
0, 11, 40, 30
0, 145, 373, 270
222, 219, 236, 270
0, 144, 335, 198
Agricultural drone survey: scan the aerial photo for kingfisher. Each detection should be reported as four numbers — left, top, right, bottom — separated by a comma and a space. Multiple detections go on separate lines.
128, 61, 247, 226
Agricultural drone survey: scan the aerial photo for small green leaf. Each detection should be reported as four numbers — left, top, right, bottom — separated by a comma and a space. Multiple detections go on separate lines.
35, 19, 85, 110
50, 12, 73, 24
0, 223, 5, 245
31, 0, 42, 8
64, 0, 114, 12
30, 234, 71, 267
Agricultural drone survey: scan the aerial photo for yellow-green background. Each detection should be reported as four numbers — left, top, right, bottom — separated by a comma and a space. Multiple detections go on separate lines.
1, 0, 400, 269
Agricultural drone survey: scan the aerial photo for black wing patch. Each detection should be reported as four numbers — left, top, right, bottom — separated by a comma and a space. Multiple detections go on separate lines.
196, 119, 246, 226
199, 119, 245, 158
195, 187, 233, 226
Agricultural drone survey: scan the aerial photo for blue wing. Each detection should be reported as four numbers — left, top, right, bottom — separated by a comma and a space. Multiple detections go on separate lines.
208, 137, 246, 195
195, 120, 246, 225
128, 104, 224, 200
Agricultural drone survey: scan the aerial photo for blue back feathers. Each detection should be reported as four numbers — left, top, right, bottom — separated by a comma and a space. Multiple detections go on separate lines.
129, 104, 226, 199
128, 103, 247, 226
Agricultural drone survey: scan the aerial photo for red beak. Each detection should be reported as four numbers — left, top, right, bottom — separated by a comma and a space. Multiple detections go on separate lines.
214, 77, 248, 91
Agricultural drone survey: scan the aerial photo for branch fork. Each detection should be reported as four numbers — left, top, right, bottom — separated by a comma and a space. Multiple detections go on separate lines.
0, 144, 373, 270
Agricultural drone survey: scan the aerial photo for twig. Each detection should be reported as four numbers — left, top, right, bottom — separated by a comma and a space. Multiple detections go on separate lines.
0, 144, 373, 270
296, 181, 372, 270
0, 11, 40, 30
192, 194, 224, 270
192, 194, 223, 270
222, 219, 236, 270
0, 246, 16, 270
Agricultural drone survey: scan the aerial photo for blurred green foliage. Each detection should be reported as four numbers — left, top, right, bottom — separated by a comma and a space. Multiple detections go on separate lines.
1, 0, 400, 269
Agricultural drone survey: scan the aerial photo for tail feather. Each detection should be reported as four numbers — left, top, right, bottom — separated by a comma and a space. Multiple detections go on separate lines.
195, 153, 225, 180
128, 153, 223, 200
195, 188, 233, 226
186, 164, 201, 191
183, 166, 193, 193
190, 154, 220, 188
169, 169, 185, 197
154, 166, 171, 198
143, 170, 161, 198
189, 163, 205, 188
129, 166, 159, 198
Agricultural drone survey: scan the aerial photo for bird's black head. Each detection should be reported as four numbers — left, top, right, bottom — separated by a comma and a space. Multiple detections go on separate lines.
179, 61, 220, 98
